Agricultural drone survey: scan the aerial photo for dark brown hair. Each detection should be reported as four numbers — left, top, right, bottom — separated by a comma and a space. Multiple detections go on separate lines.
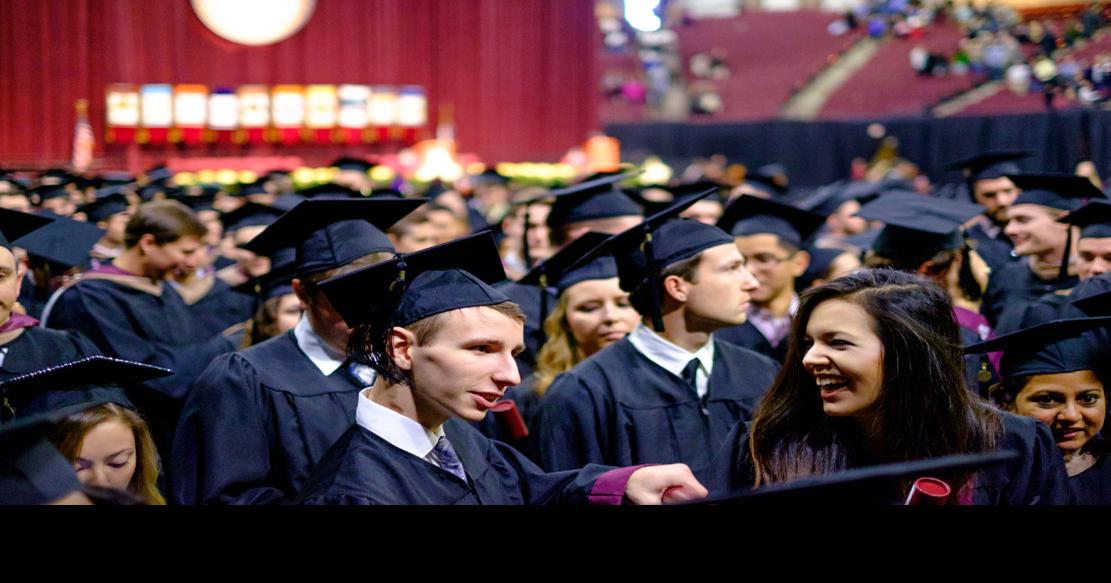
749, 268, 1000, 493
123, 199, 207, 248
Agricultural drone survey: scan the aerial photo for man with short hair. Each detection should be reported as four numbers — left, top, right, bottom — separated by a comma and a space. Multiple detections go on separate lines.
43, 200, 236, 458
297, 232, 708, 505
945, 151, 1031, 271
714, 196, 823, 362
981, 174, 1106, 328
170, 197, 423, 505
533, 194, 779, 474
1002, 199, 1111, 328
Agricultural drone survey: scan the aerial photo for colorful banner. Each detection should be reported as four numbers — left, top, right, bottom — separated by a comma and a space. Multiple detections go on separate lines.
105, 83, 140, 143
304, 84, 335, 143
238, 84, 271, 144
104, 82, 426, 146
174, 84, 209, 144
208, 87, 238, 144
140, 84, 173, 144
396, 85, 427, 128
272, 84, 305, 145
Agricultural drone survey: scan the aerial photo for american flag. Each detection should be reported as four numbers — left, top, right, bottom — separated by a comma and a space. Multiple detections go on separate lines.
72, 99, 95, 172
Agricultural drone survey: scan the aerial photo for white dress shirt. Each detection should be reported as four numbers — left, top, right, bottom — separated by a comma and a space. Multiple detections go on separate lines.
626, 322, 715, 399
293, 315, 376, 385
354, 389, 447, 468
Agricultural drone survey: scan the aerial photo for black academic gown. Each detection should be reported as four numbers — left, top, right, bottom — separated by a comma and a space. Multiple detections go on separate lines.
1068, 452, 1111, 505
170, 329, 363, 505
702, 412, 1071, 505
980, 261, 1077, 328
533, 337, 779, 474
715, 321, 789, 363
0, 327, 101, 382
298, 417, 616, 505
16, 276, 51, 320
174, 276, 256, 338
43, 273, 236, 460
966, 221, 1017, 273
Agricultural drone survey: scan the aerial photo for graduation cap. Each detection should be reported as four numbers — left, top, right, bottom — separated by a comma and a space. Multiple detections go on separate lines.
244, 198, 425, 277
517, 231, 614, 324
296, 183, 365, 199
585, 188, 732, 331
470, 168, 509, 186
796, 181, 886, 216
12, 212, 105, 270
629, 181, 727, 216
0, 402, 90, 505
545, 171, 644, 232
319, 231, 508, 330
29, 184, 70, 202
76, 191, 130, 223
945, 150, 1032, 182
318, 233, 511, 384
369, 188, 405, 199
1060, 199, 1111, 240
240, 181, 269, 197
0, 356, 172, 421
331, 157, 375, 173
1071, 274, 1111, 316
1007, 173, 1106, 212
171, 190, 219, 214
218, 201, 285, 233
100, 171, 136, 186
745, 166, 789, 197
144, 165, 174, 184
797, 246, 850, 290
855, 192, 985, 266
38, 168, 74, 183
0, 208, 54, 251
964, 315, 1111, 379
692, 450, 1019, 505
138, 184, 181, 202
717, 195, 826, 248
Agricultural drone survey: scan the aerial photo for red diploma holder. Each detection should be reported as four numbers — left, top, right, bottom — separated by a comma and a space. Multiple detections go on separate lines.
904, 477, 951, 505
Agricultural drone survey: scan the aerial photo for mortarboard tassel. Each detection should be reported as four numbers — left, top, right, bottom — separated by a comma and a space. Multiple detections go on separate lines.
521, 207, 533, 272
642, 231, 665, 332
1059, 225, 1074, 281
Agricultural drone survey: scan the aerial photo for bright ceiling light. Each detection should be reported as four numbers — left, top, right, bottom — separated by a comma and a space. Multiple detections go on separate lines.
192, 0, 316, 46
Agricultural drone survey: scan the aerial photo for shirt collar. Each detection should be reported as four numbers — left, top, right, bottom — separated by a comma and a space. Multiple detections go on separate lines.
293, 314, 346, 376
355, 389, 443, 459
626, 322, 715, 379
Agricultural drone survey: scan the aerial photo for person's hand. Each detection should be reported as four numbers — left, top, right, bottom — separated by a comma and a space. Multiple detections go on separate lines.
624, 464, 708, 505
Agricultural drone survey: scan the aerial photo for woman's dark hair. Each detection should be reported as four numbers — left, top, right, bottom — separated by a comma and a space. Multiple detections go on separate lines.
749, 268, 1001, 493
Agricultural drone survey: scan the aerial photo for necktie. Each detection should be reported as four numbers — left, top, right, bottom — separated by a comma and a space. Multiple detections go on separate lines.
429, 435, 467, 482
681, 358, 700, 388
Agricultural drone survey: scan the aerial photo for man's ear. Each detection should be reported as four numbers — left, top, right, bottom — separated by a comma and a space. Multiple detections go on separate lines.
389, 327, 418, 372
291, 278, 312, 309
662, 274, 689, 303
136, 232, 157, 255
790, 250, 810, 278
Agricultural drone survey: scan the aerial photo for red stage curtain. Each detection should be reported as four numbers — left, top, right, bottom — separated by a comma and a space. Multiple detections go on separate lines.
0, 0, 598, 169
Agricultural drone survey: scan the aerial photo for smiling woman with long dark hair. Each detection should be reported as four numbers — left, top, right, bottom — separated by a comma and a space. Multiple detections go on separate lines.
708, 269, 1071, 504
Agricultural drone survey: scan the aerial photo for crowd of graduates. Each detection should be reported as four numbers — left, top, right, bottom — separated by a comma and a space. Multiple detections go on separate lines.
0, 149, 1108, 505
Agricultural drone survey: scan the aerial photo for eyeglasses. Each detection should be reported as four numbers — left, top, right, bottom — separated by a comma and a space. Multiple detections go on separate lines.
746, 253, 793, 268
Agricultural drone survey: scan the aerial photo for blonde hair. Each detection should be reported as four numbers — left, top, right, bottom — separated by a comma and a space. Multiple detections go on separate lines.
51, 403, 166, 505
534, 294, 585, 397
